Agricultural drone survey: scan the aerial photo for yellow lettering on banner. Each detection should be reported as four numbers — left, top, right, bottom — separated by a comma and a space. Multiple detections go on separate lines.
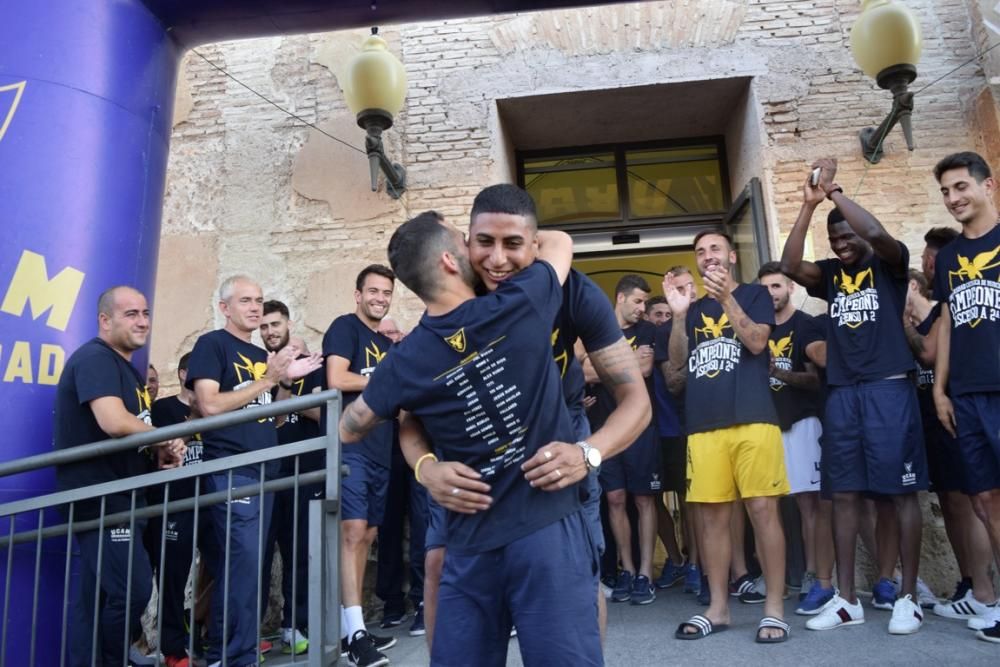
1, 250, 85, 331
38, 343, 65, 385
3, 341, 33, 383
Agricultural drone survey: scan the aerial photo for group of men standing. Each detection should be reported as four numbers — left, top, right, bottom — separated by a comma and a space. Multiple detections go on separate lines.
52, 150, 1000, 667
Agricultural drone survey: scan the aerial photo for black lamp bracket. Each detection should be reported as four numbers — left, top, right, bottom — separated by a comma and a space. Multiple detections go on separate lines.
357, 108, 406, 198
859, 64, 917, 164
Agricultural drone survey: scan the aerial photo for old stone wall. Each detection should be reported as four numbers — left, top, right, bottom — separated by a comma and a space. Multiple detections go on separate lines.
152, 0, 998, 594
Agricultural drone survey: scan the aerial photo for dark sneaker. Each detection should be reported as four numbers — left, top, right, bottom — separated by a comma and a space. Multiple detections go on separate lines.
611, 570, 634, 603
730, 573, 755, 598
409, 604, 426, 637
872, 577, 897, 611
342, 632, 395, 658
655, 559, 686, 590
683, 563, 701, 594
739, 576, 767, 604
697, 574, 711, 606
949, 577, 973, 602
630, 575, 656, 605
379, 607, 406, 629
347, 630, 389, 667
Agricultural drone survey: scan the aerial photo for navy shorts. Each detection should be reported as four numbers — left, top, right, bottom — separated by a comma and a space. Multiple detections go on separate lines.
822, 378, 928, 495
433, 511, 602, 667
599, 425, 662, 495
953, 392, 1000, 495
341, 451, 389, 526
570, 408, 605, 556
923, 415, 964, 493
425, 497, 447, 552
659, 436, 687, 494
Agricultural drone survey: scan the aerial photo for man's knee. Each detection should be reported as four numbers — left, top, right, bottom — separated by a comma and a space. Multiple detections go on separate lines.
606, 489, 626, 508
744, 496, 778, 522
634, 494, 655, 510
342, 520, 370, 547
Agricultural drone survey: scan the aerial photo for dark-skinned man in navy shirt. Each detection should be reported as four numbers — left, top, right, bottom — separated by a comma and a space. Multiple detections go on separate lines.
341, 212, 635, 666
56, 286, 185, 667
930, 151, 1000, 643
402, 187, 650, 652
782, 158, 927, 635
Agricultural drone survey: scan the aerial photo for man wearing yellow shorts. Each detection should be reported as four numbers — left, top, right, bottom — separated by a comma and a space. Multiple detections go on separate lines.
663, 229, 790, 644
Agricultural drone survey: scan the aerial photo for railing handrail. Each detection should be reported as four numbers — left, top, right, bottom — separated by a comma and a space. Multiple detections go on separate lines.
0, 389, 341, 479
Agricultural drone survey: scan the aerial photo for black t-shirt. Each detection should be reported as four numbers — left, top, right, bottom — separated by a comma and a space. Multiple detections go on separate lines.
914, 303, 942, 425
362, 262, 578, 556
275, 362, 325, 472
322, 314, 394, 468
653, 321, 685, 437
54, 338, 154, 520
185, 329, 278, 479
768, 310, 824, 430
552, 269, 623, 419
151, 394, 202, 500
932, 224, 1000, 395
807, 242, 914, 385
684, 284, 778, 434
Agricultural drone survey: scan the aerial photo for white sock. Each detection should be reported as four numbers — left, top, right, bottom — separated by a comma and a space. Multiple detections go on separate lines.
345, 605, 366, 640
341, 606, 348, 640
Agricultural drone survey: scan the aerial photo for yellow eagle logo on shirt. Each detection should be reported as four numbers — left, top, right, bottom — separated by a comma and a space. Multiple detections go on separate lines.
696, 313, 731, 339
835, 268, 874, 295
234, 352, 268, 383
444, 328, 466, 353
551, 328, 568, 377
137, 387, 152, 412
951, 244, 1000, 284
768, 332, 793, 359
365, 341, 387, 367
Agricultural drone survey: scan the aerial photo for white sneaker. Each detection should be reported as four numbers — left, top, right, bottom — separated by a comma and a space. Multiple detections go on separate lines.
934, 590, 992, 619
967, 603, 1000, 630
889, 594, 924, 634
893, 575, 938, 608
805, 593, 865, 630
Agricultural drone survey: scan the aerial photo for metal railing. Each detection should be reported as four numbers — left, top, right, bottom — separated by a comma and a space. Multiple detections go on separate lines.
0, 389, 342, 667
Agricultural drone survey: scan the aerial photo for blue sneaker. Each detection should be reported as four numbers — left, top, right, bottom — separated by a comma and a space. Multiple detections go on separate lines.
872, 577, 897, 610
795, 581, 835, 615
655, 559, 686, 589
611, 570, 634, 603
697, 574, 711, 606
631, 575, 656, 605
683, 563, 701, 594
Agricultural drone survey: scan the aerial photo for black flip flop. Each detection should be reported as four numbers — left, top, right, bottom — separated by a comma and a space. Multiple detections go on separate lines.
675, 614, 729, 640
756, 616, 790, 643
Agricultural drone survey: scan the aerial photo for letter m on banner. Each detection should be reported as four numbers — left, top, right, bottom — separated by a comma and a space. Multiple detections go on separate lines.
1, 250, 85, 331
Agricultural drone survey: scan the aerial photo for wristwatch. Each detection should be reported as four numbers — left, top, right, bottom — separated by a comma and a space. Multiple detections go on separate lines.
576, 440, 602, 472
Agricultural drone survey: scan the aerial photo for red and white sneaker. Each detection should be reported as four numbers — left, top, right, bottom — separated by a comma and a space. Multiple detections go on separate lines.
805, 593, 865, 630
889, 594, 923, 634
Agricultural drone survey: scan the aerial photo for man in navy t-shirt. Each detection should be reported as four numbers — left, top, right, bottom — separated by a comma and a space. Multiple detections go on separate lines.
187, 276, 321, 667
930, 151, 1000, 642
55, 286, 185, 667
403, 188, 650, 650
597, 274, 663, 606
782, 158, 926, 635
322, 264, 399, 664
341, 212, 622, 665
664, 231, 790, 643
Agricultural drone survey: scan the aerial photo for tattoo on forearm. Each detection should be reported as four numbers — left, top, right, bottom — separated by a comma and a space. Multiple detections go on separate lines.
591, 340, 639, 387
342, 402, 380, 437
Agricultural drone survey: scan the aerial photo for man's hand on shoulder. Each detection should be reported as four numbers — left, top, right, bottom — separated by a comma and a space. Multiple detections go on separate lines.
521, 442, 587, 491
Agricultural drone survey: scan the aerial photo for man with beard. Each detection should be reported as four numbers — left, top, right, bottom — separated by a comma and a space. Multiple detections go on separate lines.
259, 299, 322, 655
408, 186, 649, 649
665, 231, 789, 643
782, 158, 926, 635
323, 265, 398, 666
341, 211, 627, 665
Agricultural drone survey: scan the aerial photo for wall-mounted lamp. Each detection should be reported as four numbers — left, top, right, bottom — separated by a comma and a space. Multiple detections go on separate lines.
344, 27, 407, 198
849, 0, 923, 164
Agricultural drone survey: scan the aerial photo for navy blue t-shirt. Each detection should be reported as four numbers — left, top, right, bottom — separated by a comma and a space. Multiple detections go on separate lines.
768, 310, 824, 430
653, 321, 685, 437
807, 242, 914, 385
914, 303, 943, 426
932, 224, 1000, 395
186, 329, 279, 478
552, 269, 623, 418
151, 395, 203, 500
684, 284, 778, 434
54, 338, 154, 520
362, 262, 578, 556
322, 314, 394, 468
275, 361, 325, 472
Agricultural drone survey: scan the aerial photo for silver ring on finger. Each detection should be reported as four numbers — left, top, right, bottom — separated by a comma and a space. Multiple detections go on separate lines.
451, 487, 460, 496
555, 468, 562, 478
543, 450, 553, 461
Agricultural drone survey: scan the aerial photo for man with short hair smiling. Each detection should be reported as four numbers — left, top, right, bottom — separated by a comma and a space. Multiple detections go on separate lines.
782, 158, 926, 635
665, 230, 789, 643
930, 151, 1000, 642
646, 296, 671, 326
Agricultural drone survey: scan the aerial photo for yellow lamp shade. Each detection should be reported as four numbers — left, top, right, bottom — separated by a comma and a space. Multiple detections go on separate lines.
344, 31, 407, 116
850, 0, 922, 79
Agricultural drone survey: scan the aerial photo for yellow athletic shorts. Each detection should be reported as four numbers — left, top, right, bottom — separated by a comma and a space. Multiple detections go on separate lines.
686, 423, 790, 503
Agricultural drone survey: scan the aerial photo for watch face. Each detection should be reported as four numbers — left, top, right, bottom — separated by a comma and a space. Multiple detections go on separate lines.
586, 448, 602, 468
